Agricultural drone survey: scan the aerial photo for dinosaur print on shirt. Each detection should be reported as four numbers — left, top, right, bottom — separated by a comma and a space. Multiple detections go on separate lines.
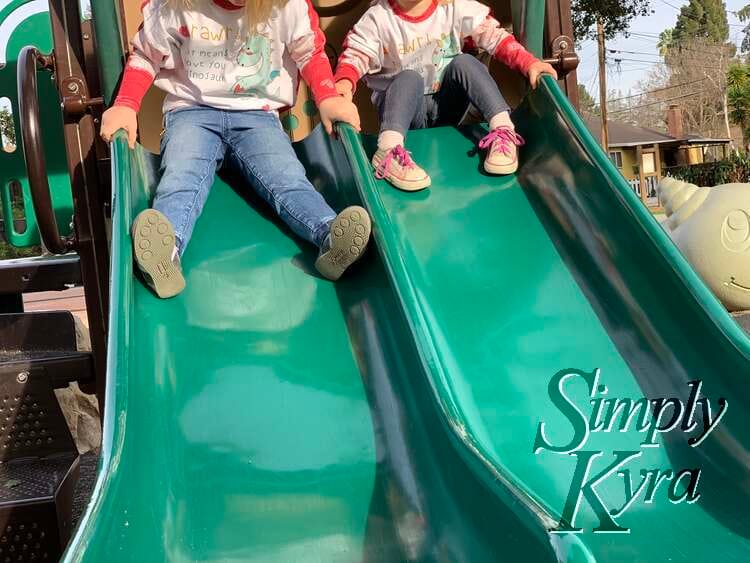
232, 33, 281, 97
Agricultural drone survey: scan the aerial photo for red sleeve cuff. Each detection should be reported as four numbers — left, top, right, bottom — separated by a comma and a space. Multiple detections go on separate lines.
113, 65, 154, 112
113, 97, 142, 112
334, 63, 361, 94
300, 56, 339, 105
493, 35, 539, 75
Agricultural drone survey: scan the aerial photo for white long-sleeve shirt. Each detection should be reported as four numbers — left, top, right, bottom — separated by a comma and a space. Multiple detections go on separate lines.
115, 0, 338, 113
334, 0, 538, 96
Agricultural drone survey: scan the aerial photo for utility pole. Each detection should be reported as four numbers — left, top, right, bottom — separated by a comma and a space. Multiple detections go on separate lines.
597, 20, 609, 152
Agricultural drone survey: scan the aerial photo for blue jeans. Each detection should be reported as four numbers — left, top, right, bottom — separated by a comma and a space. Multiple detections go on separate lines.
154, 107, 336, 254
376, 54, 510, 135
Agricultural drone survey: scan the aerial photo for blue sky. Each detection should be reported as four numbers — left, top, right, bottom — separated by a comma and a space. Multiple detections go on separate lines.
578, 0, 749, 102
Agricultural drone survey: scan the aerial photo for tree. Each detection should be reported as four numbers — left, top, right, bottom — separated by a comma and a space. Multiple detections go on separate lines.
737, 5, 750, 52
0, 108, 15, 149
727, 63, 750, 146
653, 3, 734, 143
571, 0, 652, 41
578, 85, 600, 118
658, 29, 675, 56
627, 38, 733, 141
672, 0, 729, 45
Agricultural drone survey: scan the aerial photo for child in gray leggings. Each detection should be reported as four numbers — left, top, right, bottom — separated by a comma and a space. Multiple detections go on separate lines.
335, 0, 556, 191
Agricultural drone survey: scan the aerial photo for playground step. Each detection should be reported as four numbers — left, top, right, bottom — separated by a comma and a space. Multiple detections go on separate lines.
0, 312, 77, 356
0, 256, 80, 296
0, 312, 93, 389
0, 456, 79, 562
0, 311, 81, 561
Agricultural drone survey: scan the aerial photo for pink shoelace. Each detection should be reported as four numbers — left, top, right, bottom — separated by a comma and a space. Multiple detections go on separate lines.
375, 145, 416, 179
478, 127, 525, 156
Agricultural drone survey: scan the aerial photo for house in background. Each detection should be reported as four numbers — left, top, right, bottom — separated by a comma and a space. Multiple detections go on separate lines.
584, 105, 731, 207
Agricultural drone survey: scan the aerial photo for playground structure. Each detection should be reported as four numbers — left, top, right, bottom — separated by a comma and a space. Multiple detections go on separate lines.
1, 0, 750, 562
658, 177, 750, 313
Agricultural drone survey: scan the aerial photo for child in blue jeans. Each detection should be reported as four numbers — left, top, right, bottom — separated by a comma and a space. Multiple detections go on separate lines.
334, 0, 556, 191
100, 0, 370, 298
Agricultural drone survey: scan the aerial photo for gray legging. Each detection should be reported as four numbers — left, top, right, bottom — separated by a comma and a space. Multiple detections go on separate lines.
375, 53, 510, 136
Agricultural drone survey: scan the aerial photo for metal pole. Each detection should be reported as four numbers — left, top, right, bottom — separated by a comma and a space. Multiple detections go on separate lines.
597, 20, 609, 152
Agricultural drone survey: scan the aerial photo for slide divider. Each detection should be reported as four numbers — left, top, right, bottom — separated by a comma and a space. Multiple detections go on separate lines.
335, 123, 594, 562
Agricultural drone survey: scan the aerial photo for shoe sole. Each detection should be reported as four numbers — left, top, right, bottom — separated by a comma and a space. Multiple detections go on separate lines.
484, 159, 519, 175
132, 209, 185, 298
372, 156, 431, 192
315, 206, 372, 281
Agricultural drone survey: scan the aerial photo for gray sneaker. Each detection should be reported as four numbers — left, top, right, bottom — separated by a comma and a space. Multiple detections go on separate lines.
131, 209, 186, 298
315, 206, 372, 281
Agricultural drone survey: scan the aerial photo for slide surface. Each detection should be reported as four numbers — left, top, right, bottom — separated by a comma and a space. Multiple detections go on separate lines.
66, 79, 750, 562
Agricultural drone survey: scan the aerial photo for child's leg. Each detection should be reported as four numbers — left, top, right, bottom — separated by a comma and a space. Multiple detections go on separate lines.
225, 111, 371, 280
152, 107, 226, 253
435, 54, 510, 127
436, 54, 522, 175
377, 70, 427, 149
132, 107, 226, 298
373, 70, 431, 191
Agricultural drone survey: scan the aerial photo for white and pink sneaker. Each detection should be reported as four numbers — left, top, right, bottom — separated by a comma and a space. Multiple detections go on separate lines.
479, 127, 525, 175
372, 145, 431, 192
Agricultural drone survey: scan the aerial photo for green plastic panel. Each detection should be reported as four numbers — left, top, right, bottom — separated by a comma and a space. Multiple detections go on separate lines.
335, 76, 750, 560
0, 0, 73, 248
69, 76, 750, 559
511, 0, 545, 57
65, 128, 553, 561
89, 0, 124, 103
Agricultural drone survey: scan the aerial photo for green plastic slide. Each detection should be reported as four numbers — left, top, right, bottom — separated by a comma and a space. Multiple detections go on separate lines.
65, 78, 750, 561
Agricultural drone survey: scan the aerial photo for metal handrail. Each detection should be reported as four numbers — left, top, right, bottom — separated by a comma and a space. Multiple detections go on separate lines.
16, 46, 73, 254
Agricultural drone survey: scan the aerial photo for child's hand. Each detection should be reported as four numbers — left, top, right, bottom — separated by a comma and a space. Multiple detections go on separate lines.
318, 96, 361, 136
335, 80, 354, 102
100, 106, 138, 148
527, 61, 558, 89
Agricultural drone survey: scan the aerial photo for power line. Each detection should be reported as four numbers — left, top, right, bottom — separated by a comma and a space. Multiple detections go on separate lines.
612, 57, 726, 71
625, 32, 737, 51
635, 5, 747, 28
608, 90, 706, 114
612, 64, 659, 71
614, 66, 660, 73
611, 57, 666, 64
609, 48, 661, 57
607, 57, 661, 64
608, 45, 732, 57
627, 31, 673, 38
655, 0, 682, 11
624, 33, 666, 42
607, 78, 708, 103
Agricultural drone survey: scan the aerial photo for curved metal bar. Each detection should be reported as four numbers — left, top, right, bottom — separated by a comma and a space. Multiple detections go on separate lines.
16, 46, 71, 254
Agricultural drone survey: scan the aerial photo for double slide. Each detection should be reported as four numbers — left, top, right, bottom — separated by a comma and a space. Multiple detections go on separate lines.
64, 78, 750, 561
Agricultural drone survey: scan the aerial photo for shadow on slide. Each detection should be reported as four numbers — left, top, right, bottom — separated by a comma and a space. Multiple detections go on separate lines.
337, 76, 750, 561
65, 77, 750, 561
63, 123, 553, 561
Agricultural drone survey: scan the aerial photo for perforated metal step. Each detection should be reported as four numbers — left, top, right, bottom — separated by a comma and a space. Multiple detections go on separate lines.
0, 325, 81, 562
